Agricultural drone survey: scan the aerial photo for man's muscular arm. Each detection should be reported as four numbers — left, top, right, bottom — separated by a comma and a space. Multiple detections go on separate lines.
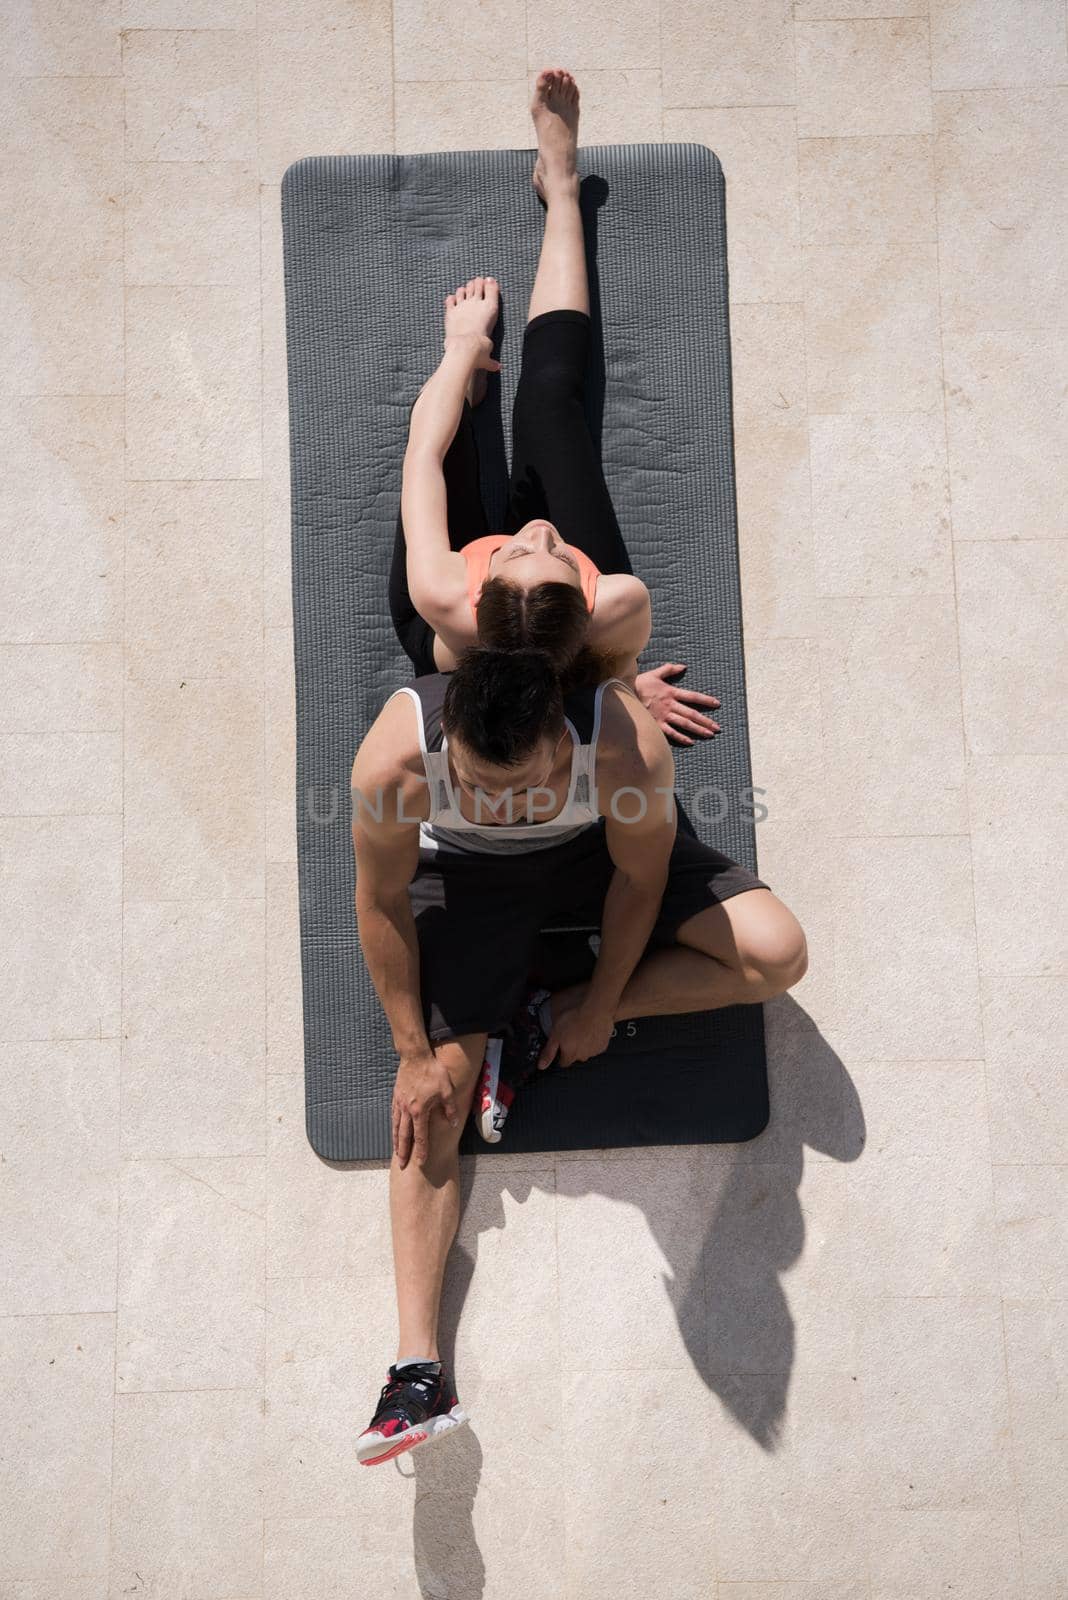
351, 699, 459, 1164
539, 686, 677, 1069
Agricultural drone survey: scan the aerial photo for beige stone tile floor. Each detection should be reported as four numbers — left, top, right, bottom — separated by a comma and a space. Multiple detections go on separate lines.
1, 2, 1065, 1594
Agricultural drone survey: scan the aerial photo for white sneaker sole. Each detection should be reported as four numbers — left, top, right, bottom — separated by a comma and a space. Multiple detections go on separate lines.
474, 1037, 506, 1144
357, 1403, 469, 1467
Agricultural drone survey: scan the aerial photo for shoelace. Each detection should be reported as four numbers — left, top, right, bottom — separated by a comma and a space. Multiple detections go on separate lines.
374, 1364, 440, 1418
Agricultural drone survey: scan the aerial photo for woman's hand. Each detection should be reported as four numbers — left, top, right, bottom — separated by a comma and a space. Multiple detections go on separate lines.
442, 332, 501, 373
635, 662, 721, 746
442, 276, 501, 367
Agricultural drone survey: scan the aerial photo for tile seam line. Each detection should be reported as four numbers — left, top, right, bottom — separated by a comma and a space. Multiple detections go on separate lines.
0, 812, 125, 818
15, 392, 125, 400
787, 4, 857, 1571
656, 0, 665, 145
117, 894, 269, 904
3, 1036, 122, 1044
394, 73, 599, 85
799, 832, 979, 841
113, 1383, 266, 1394
797, 8, 927, 14
109, 26, 129, 1593
13, 72, 129, 84
932, 80, 1068, 94
927, 13, 1028, 1579
123, 283, 265, 289
791, 32, 843, 1051
663, 101, 797, 111
0, 1308, 119, 1319
789, 1, 845, 1572
549, 1150, 572, 1596
123, 476, 263, 482
116, 25, 252, 34
253, 0, 269, 1581
33, 1286, 1056, 1312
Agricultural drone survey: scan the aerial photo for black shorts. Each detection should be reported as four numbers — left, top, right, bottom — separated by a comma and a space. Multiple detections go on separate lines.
410, 809, 768, 1043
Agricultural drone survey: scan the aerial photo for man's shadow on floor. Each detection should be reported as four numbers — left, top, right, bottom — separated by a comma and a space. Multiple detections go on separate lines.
395, 998, 863, 1599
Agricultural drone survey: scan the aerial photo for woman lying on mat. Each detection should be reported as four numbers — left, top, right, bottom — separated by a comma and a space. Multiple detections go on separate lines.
388, 68, 720, 748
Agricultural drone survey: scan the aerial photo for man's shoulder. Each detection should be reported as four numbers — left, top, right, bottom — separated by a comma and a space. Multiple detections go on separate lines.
593, 678, 646, 738
591, 680, 672, 788
351, 686, 428, 803
562, 675, 635, 735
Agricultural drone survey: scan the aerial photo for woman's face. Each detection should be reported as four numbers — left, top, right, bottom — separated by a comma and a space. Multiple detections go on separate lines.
487, 520, 582, 591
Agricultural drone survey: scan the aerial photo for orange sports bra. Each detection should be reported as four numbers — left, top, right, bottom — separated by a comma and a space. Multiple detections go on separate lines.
461, 535, 600, 619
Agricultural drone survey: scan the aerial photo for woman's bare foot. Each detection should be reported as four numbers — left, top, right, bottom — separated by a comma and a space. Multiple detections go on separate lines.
443, 275, 499, 406
530, 68, 580, 204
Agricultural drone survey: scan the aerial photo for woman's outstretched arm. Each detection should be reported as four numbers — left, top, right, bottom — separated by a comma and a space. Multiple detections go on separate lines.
406, 332, 497, 460
401, 333, 499, 631
588, 579, 721, 745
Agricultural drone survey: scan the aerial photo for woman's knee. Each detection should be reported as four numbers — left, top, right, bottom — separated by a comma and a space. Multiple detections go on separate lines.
514, 359, 584, 417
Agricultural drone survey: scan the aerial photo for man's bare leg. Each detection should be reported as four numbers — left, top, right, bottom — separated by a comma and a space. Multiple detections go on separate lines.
551, 889, 809, 1030
527, 68, 587, 322
389, 1032, 486, 1361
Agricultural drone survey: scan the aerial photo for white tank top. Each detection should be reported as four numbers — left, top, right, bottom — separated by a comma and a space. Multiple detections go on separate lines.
391, 677, 629, 855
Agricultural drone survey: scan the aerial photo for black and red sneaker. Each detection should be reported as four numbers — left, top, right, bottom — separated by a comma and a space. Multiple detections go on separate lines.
473, 1037, 508, 1144
473, 988, 552, 1144
356, 1360, 467, 1467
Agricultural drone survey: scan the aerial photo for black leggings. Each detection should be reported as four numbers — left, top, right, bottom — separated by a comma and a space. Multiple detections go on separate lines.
388, 308, 632, 675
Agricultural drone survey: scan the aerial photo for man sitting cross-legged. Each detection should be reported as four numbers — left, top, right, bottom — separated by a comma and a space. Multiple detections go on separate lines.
349, 649, 807, 1466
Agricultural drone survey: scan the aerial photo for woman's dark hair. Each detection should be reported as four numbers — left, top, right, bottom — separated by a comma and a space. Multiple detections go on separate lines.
442, 648, 564, 769
476, 577, 587, 664
475, 577, 610, 694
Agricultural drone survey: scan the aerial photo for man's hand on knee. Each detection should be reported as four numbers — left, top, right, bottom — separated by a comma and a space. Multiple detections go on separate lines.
391, 1049, 460, 1169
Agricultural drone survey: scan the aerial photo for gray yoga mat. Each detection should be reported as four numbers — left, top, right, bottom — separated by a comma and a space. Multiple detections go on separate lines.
282, 143, 767, 1161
